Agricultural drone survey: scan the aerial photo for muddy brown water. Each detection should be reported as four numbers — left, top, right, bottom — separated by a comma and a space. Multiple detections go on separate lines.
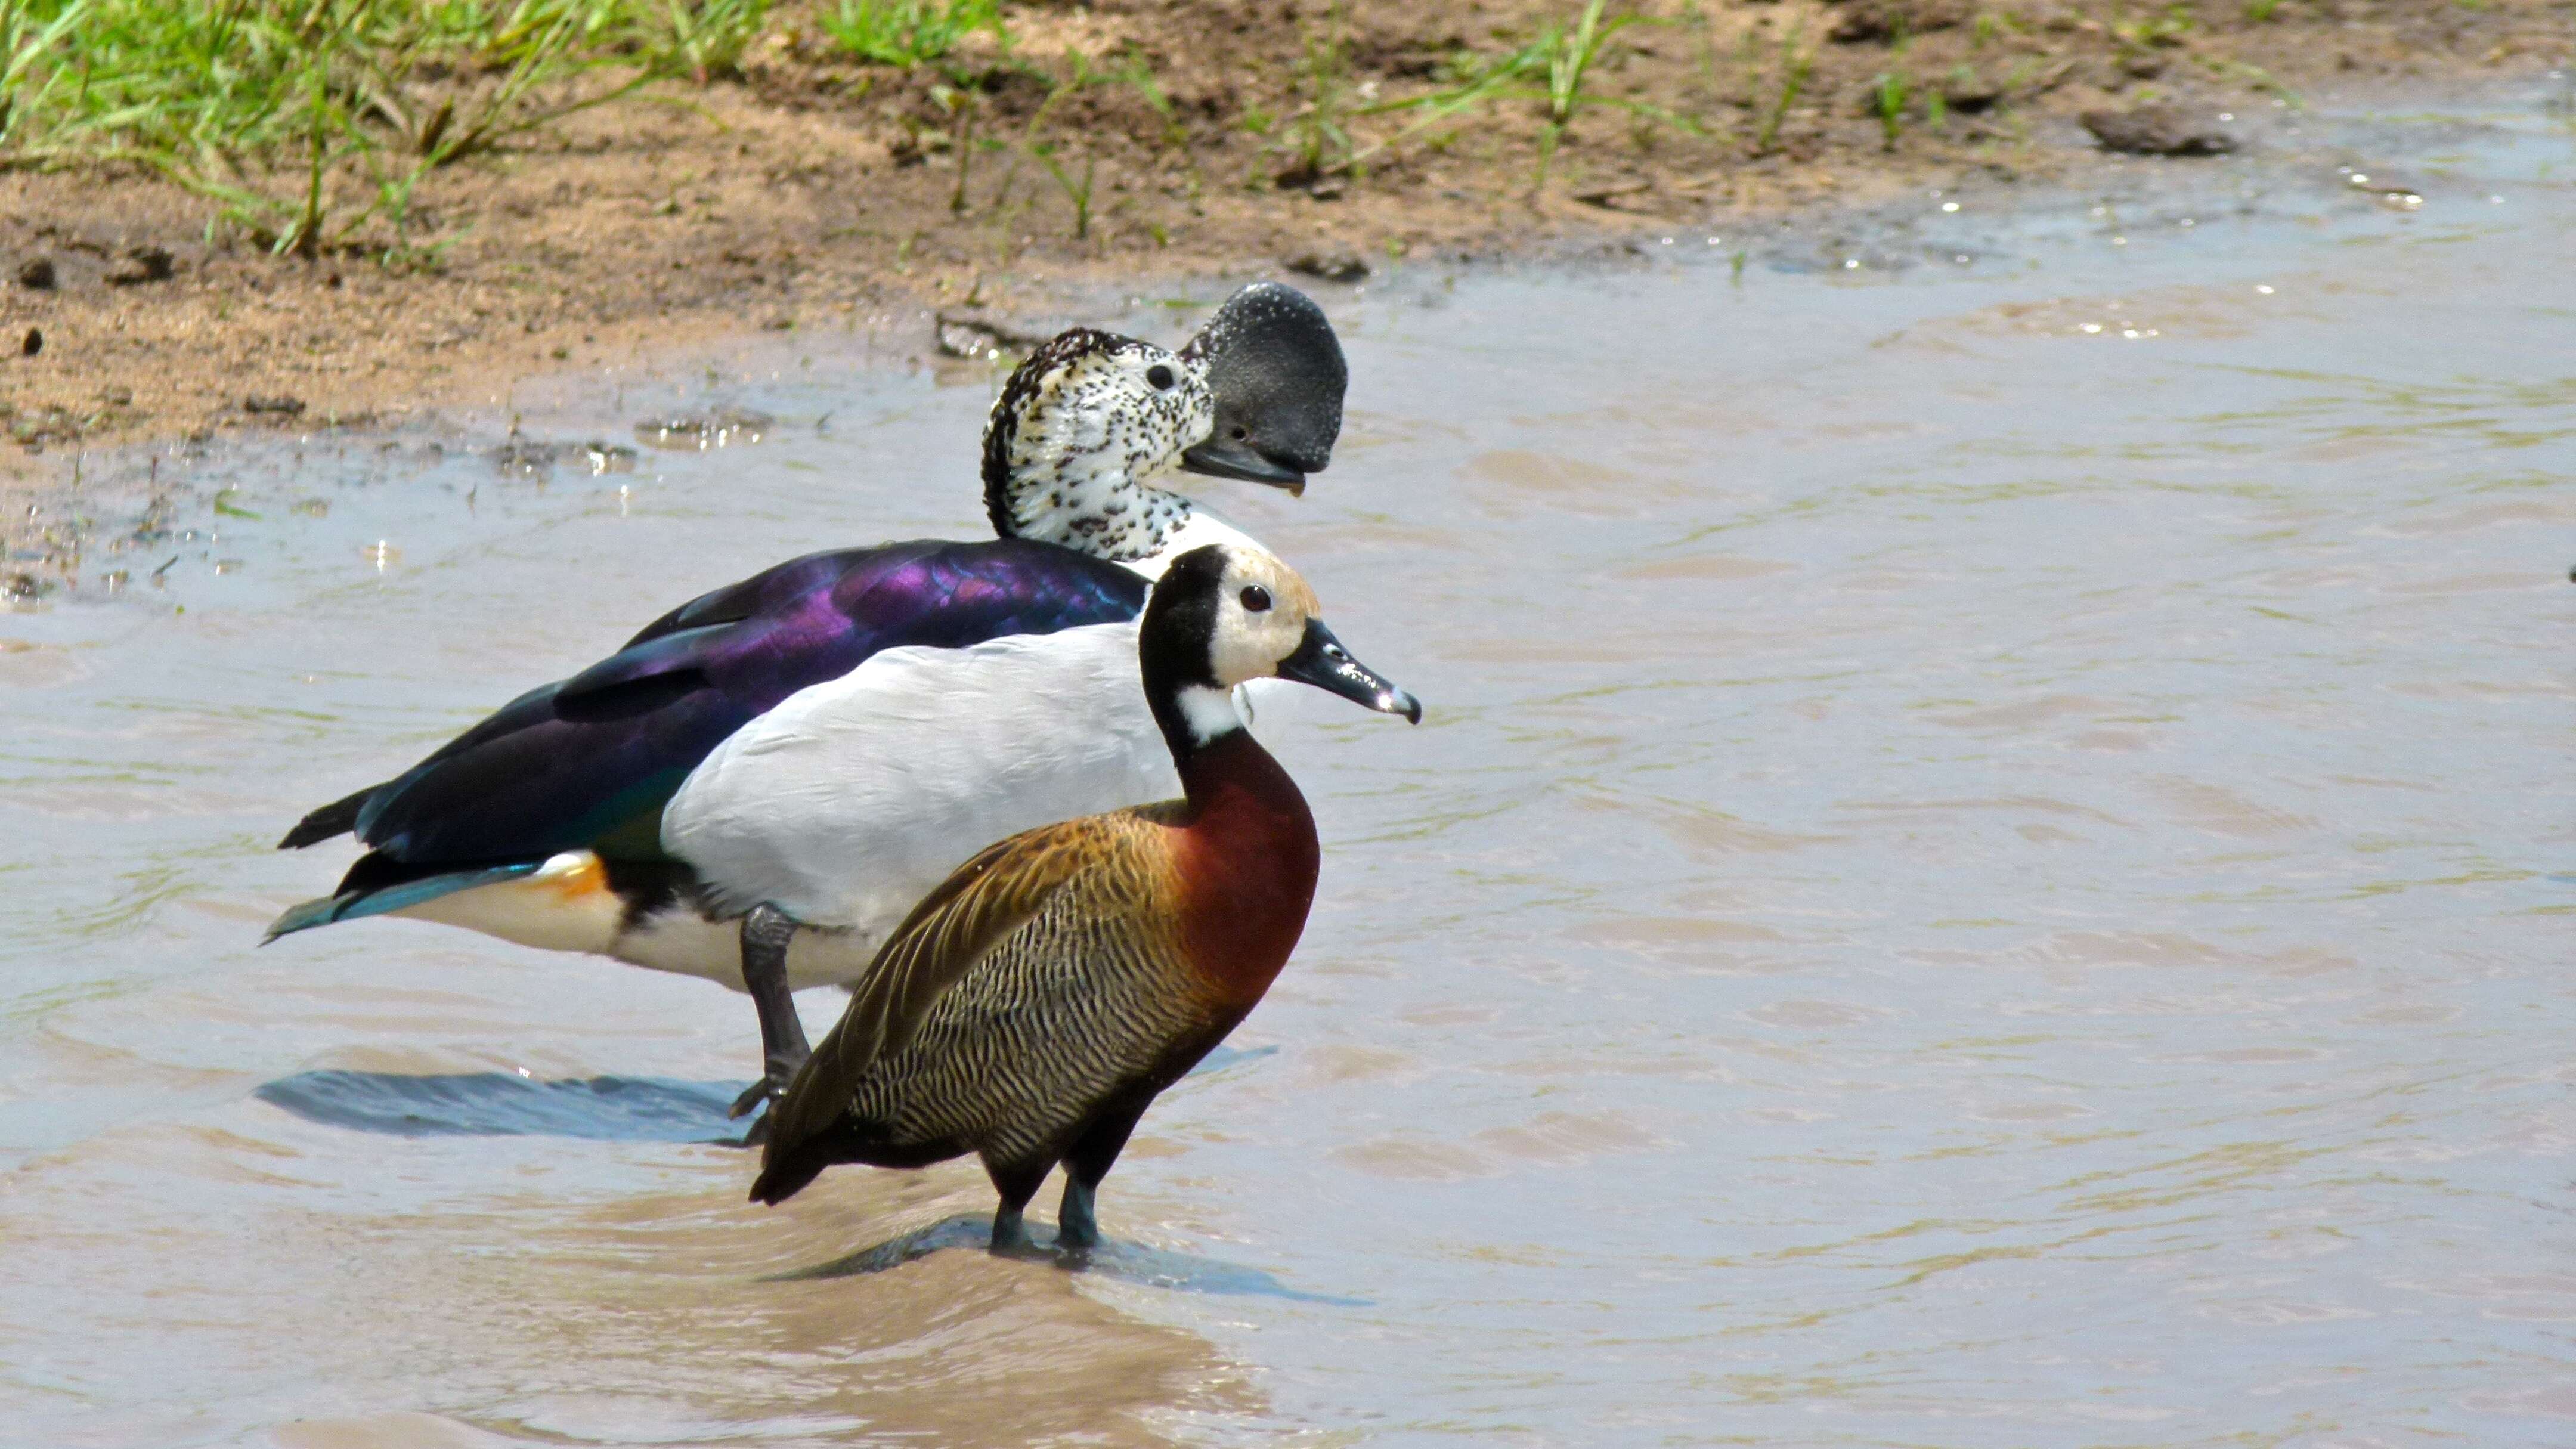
4, 92, 2572, 1446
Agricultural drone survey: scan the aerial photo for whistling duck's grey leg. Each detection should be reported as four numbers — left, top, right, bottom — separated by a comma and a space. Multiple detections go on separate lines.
1056, 1094, 1152, 1251
729, 903, 812, 1123
990, 1203, 1033, 1256
986, 1157, 1053, 1259
1056, 1177, 1101, 1251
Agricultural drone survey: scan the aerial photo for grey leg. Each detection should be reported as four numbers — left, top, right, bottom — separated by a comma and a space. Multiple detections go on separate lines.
990, 1203, 1033, 1256
729, 902, 813, 1122
986, 1156, 1053, 1259
1054, 1093, 1151, 1252
1055, 1176, 1100, 1251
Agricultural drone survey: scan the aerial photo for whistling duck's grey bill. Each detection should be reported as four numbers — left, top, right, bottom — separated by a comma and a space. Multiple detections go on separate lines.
1277, 619, 1421, 723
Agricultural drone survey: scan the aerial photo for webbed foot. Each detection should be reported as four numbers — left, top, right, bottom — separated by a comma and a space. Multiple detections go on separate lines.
1055, 1177, 1101, 1253
727, 1044, 812, 1122
989, 1206, 1053, 1261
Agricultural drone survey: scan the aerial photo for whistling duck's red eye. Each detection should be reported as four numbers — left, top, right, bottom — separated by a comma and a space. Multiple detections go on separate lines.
1146, 364, 1175, 391
1240, 585, 1272, 613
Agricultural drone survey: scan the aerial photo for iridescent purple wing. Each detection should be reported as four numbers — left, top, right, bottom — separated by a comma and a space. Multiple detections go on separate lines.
298, 539, 1146, 875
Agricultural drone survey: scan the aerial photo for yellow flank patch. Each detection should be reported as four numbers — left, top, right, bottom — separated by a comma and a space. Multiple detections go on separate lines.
392, 851, 626, 958
540, 853, 609, 903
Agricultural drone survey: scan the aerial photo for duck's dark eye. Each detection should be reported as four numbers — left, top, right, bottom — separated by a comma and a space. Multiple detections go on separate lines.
1239, 585, 1272, 613
1230, 424, 1249, 440
1146, 364, 1175, 391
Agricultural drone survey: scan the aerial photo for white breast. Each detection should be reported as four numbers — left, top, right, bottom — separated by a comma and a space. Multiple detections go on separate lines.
659, 620, 1180, 957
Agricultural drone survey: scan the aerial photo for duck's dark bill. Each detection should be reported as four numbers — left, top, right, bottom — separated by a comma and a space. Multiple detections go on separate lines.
1181, 439, 1307, 494
1278, 619, 1422, 723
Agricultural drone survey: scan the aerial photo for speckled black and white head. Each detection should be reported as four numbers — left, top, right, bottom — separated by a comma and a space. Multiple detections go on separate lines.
981, 329, 1215, 560
1139, 543, 1420, 757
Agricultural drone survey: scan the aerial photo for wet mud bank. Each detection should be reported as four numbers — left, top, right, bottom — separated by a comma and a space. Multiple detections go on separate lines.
1, 0, 2568, 499
4, 69, 2568, 603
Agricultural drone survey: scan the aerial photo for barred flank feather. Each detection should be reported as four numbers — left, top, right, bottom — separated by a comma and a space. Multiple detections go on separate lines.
751, 809, 1233, 1204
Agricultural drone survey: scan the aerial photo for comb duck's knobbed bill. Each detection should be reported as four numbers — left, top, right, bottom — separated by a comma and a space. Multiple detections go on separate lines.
1179, 281, 1345, 493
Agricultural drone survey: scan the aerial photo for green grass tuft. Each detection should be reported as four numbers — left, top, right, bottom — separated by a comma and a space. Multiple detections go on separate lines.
819, 0, 1001, 69
1277, 0, 1355, 184
1031, 141, 1094, 239
1872, 69, 1909, 150
1535, 0, 1620, 188
1753, 26, 1812, 157
0, 0, 766, 258
1352, 0, 1694, 193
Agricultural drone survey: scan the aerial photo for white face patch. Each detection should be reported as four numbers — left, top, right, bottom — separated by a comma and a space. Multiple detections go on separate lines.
1205, 549, 1321, 689
999, 339, 1217, 562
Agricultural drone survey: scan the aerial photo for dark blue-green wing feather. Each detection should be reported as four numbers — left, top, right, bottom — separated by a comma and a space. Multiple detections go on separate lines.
273, 538, 1145, 930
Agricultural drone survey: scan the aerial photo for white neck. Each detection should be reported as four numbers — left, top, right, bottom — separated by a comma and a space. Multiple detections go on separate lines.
1172, 683, 1245, 747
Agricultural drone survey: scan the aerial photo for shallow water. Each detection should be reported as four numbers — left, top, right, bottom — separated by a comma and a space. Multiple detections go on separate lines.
5, 91, 2572, 1447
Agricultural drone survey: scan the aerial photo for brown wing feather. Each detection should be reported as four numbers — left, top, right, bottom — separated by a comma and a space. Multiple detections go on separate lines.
757, 817, 1113, 1174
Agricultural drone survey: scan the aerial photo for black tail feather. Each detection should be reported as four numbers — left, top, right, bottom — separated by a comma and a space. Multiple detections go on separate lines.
279, 784, 381, 850
748, 1150, 830, 1207
750, 1121, 943, 1206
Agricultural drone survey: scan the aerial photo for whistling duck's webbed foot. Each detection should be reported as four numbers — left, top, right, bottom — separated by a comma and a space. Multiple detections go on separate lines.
986, 1159, 1055, 1258
1055, 1176, 1101, 1252
730, 902, 812, 1123
989, 1205, 1052, 1259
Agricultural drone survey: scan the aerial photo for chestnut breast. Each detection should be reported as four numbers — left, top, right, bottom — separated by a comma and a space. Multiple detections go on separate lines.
1165, 733, 1321, 1008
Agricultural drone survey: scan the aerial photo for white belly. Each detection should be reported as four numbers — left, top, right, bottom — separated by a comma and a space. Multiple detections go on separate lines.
391, 852, 625, 955
655, 620, 1182, 983
373, 510, 1290, 995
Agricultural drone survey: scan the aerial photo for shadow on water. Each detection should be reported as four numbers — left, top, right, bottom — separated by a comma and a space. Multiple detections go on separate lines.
254, 1046, 1276, 1149
770, 1212, 1368, 1305
255, 1046, 1276, 1145
255, 1070, 754, 1144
